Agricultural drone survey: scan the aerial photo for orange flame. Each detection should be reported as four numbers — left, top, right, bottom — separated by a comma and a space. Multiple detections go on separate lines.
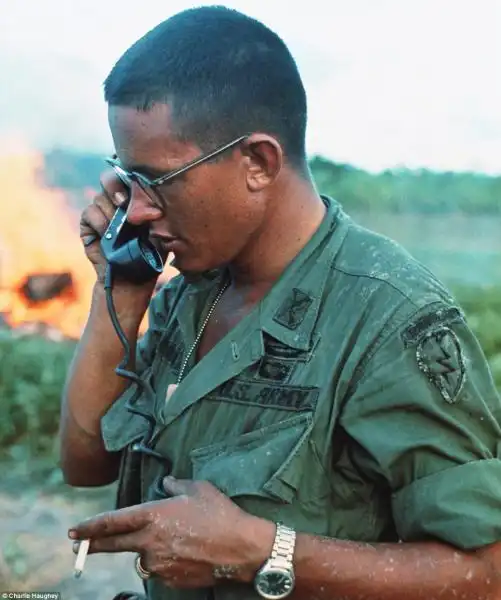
0, 145, 174, 339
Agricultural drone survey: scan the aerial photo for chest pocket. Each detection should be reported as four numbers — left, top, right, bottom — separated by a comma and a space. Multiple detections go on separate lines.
184, 409, 332, 535
191, 413, 311, 500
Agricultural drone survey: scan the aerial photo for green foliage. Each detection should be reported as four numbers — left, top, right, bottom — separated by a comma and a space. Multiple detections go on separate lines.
453, 287, 501, 380
43, 148, 103, 191
308, 156, 501, 214
0, 331, 76, 460
0, 287, 500, 462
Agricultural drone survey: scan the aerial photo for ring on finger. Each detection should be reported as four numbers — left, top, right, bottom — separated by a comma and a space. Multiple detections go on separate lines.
135, 554, 151, 580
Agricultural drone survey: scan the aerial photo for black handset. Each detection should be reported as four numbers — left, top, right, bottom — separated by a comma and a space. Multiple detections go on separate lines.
100, 204, 164, 284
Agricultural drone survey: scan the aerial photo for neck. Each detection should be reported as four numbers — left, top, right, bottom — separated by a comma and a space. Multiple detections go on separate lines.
227, 175, 326, 298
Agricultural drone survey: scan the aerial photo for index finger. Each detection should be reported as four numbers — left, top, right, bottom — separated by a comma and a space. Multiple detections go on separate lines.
68, 504, 150, 540
99, 169, 130, 206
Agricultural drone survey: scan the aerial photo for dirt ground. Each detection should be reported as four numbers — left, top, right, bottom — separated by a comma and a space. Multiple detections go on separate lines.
0, 467, 143, 600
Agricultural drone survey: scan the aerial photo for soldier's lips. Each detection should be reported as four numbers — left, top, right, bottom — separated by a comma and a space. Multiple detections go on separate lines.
150, 236, 183, 254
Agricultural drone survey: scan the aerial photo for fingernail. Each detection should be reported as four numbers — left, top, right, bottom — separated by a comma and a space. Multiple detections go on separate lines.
68, 530, 77, 539
82, 234, 98, 247
115, 192, 126, 205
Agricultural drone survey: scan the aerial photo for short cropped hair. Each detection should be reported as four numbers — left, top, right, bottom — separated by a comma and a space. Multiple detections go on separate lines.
104, 5, 308, 171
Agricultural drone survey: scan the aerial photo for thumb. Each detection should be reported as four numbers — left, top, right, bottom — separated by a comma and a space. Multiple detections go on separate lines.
162, 475, 194, 496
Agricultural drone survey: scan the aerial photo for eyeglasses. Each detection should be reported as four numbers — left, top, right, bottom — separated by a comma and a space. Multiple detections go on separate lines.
104, 134, 249, 206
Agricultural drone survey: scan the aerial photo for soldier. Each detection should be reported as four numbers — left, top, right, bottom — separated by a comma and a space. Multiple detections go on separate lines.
60, 6, 501, 600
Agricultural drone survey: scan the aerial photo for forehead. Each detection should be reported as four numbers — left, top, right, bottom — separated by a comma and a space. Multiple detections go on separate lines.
108, 104, 195, 169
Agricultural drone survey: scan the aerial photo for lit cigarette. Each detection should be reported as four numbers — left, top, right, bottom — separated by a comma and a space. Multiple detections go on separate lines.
74, 539, 90, 578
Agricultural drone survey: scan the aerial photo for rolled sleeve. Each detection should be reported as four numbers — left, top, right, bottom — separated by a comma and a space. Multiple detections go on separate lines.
393, 459, 501, 549
341, 302, 501, 550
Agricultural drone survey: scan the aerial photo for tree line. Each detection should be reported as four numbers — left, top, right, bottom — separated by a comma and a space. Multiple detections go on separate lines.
43, 148, 501, 215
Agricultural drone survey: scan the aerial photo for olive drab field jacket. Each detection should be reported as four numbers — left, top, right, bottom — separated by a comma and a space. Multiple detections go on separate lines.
101, 196, 501, 600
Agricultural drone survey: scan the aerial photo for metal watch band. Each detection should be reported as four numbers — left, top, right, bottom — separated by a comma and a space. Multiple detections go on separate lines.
269, 523, 296, 568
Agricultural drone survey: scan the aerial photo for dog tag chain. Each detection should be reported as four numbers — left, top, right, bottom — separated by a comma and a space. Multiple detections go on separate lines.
166, 279, 230, 402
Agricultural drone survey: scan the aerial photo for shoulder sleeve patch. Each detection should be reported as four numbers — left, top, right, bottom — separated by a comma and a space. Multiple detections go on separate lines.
415, 327, 466, 404
401, 305, 467, 404
401, 306, 464, 348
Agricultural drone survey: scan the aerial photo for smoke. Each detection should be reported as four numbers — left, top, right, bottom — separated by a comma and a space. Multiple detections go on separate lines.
0, 48, 112, 153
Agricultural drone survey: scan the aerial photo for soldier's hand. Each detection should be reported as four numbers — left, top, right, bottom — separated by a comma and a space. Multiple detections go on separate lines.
80, 171, 128, 282
69, 477, 274, 588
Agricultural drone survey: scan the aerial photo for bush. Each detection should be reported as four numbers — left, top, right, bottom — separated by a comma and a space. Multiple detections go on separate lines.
0, 286, 500, 461
0, 331, 76, 461
453, 286, 501, 388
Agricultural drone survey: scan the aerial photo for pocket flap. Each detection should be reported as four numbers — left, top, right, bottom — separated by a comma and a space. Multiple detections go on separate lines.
190, 413, 313, 503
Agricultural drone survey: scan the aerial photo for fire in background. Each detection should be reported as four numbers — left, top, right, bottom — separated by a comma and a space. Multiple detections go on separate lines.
0, 147, 173, 339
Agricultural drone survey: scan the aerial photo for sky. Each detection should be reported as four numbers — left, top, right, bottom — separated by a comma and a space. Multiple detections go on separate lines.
1, 0, 500, 174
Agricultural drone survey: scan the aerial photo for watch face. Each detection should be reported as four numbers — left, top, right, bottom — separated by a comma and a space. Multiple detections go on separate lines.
256, 568, 294, 599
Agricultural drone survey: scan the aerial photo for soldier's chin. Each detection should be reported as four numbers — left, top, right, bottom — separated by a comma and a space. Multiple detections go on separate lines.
170, 252, 223, 280
169, 253, 204, 275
